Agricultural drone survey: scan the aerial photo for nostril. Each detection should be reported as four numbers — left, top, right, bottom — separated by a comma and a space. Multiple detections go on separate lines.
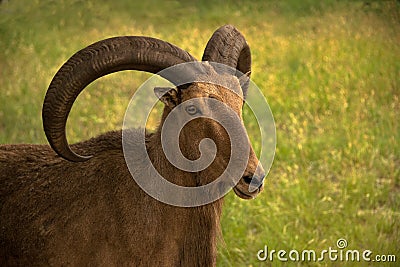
243, 174, 266, 186
243, 176, 253, 184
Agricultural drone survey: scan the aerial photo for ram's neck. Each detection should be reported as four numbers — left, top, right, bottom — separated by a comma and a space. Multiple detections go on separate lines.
146, 131, 224, 266
146, 131, 194, 186
180, 203, 223, 266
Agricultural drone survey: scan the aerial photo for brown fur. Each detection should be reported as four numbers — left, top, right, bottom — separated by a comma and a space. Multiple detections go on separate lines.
0, 80, 261, 266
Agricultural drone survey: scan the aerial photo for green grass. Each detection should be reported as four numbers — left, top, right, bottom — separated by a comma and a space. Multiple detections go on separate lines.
1, 0, 399, 266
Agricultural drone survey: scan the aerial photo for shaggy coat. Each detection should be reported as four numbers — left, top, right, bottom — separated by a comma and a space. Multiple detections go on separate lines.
0, 130, 223, 266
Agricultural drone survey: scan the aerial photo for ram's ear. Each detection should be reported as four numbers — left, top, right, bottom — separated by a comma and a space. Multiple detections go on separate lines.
154, 87, 179, 107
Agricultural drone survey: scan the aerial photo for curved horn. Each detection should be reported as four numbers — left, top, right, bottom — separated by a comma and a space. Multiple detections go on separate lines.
202, 25, 251, 96
43, 36, 197, 162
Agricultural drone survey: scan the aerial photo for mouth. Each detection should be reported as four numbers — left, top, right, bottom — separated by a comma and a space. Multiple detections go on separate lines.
233, 186, 257, 200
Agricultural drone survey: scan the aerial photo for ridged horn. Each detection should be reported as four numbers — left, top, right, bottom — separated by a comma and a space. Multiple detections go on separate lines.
43, 36, 197, 162
202, 25, 251, 96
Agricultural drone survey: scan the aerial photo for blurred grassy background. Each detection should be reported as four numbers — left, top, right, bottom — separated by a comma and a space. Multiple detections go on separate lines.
1, 0, 399, 266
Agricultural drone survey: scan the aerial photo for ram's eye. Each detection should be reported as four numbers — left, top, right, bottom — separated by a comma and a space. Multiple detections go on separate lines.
185, 105, 198, 115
